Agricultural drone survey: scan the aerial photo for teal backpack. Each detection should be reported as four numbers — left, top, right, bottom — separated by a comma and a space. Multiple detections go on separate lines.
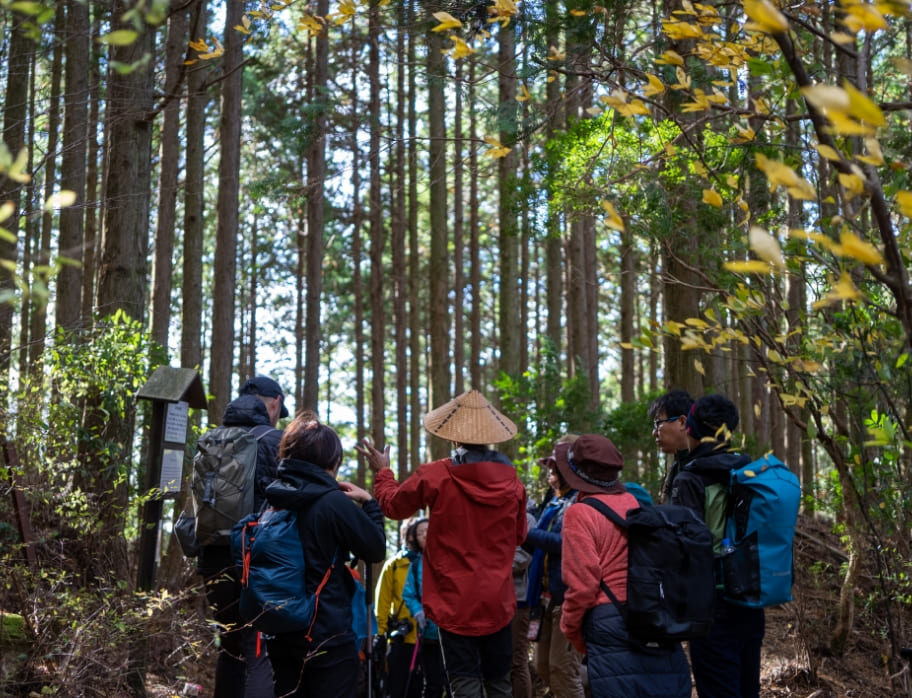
231, 506, 336, 637
720, 454, 801, 608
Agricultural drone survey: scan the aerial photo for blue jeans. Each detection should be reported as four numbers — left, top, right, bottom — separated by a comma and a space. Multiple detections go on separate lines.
688, 594, 765, 698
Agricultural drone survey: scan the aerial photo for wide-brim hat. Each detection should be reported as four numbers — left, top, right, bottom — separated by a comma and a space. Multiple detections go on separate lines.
554, 433, 625, 494
422, 389, 517, 445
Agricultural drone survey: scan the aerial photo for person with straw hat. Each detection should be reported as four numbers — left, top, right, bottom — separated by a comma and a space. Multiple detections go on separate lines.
357, 389, 528, 698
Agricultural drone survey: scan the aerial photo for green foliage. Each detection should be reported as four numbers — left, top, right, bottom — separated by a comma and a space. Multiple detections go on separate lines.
14, 311, 165, 540
496, 338, 601, 490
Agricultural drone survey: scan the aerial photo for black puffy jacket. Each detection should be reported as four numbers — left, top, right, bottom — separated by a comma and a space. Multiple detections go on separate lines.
265, 457, 386, 651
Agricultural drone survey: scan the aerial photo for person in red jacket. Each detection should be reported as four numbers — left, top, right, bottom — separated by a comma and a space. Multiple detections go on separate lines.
357, 389, 528, 698
558, 434, 691, 698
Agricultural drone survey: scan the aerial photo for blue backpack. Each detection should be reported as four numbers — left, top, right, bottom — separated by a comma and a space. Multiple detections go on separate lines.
231, 507, 335, 637
624, 482, 654, 508
721, 455, 801, 608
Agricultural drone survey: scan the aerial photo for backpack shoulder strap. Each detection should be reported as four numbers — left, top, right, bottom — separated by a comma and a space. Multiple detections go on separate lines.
580, 496, 628, 530
249, 424, 274, 440
578, 498, 626, 609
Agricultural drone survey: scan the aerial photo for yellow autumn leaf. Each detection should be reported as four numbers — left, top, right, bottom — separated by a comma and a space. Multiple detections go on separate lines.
662, 19, 703, 40
547, 45, 566, 61
839, 231, 884, 265
664, 320, 686, 336
897, 191, 912, 217
330, 0, 357, 24
812, 271, 862, 309
743, 0, 789, 33
801, 84, 851, 113
856, 137, 884, 166
432, 11, 462, 31
724, 260, 774, 273
488, 0, 518, 27
234, 15, 252, 34
601, 200, 626, 232
749, 225, 786, 270
755, 153, 817, 200
843, 80, 886, 127
0, 201, 13, 224
694, 358, 706, 376
447, 36, 476, 60
44, 190, 77, 210
517, 83, 531, 102
622, 99, 651, 116
189, 37, 209, 53
642, 74, 666, 97
199, 38, 224, 60
570, 8, 587, 16
815, 144, 842, 161
703, 189, 723, 208
1, 147, 29, 183
298, 13, 325, 34
826, 112, 877, 136
829, 31, 857, 45
483, 136, 511, 159
841, 3, 887, 33
731, 125, 755, 143
837, 172, 866, 200
656, 50, 685, 66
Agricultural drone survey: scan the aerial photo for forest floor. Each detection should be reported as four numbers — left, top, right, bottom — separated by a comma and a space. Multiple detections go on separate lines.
145, 513, 904, 698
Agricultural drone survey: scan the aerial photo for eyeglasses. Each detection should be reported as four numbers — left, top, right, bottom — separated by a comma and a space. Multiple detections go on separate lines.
653, 416, 680, 430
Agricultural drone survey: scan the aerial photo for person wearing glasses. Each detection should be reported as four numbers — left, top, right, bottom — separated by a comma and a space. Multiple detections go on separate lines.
648, 389, 694, 502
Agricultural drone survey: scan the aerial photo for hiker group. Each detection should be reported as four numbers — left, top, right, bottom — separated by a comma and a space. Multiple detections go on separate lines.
178, 378, 800, 698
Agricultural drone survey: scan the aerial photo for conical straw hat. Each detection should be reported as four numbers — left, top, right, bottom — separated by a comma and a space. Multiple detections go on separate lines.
422, 389, 517, 445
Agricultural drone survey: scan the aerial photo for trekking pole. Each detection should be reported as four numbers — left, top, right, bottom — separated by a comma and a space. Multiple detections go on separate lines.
402, 629, 422, 698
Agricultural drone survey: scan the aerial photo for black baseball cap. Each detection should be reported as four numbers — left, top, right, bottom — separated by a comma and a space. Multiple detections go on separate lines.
239, 376, 289, 418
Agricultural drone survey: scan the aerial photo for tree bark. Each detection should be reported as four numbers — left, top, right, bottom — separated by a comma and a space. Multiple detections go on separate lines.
208, 0, 245, 420
56, 0, 90, 333
0, 6, 33, 393
150, 1, 190, 353
181, 1, 207, 375
427, 21, 449, 458
302, 0, 329, 411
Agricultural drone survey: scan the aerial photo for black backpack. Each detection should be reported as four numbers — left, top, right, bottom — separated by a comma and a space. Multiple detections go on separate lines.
581, 499, 715, 646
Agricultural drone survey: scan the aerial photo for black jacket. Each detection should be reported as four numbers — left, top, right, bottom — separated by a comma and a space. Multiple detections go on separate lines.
265, 457, 386, 650
221, 393, 283, 510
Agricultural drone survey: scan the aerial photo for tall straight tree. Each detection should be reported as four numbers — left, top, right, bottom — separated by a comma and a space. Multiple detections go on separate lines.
368, 0, 385, 445
427, 13, 449, 457
391, 0, 409, 471
90, 0, 159, 582
149, 0, 190, 352
302, 0, 330, 411
497, 15, 521, 397
29, 4, 64, 374
407, 0, 422, 473
543, 1, 564, 376
181, 0, 207, 376
208, 0, 245, 419
0, 6, 32, 392
80, 8, 102, 325
56, 0, 89, 334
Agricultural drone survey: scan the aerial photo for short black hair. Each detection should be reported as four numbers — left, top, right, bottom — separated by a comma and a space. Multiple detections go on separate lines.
691, 393, 739, 435
648, 389, 694, 420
